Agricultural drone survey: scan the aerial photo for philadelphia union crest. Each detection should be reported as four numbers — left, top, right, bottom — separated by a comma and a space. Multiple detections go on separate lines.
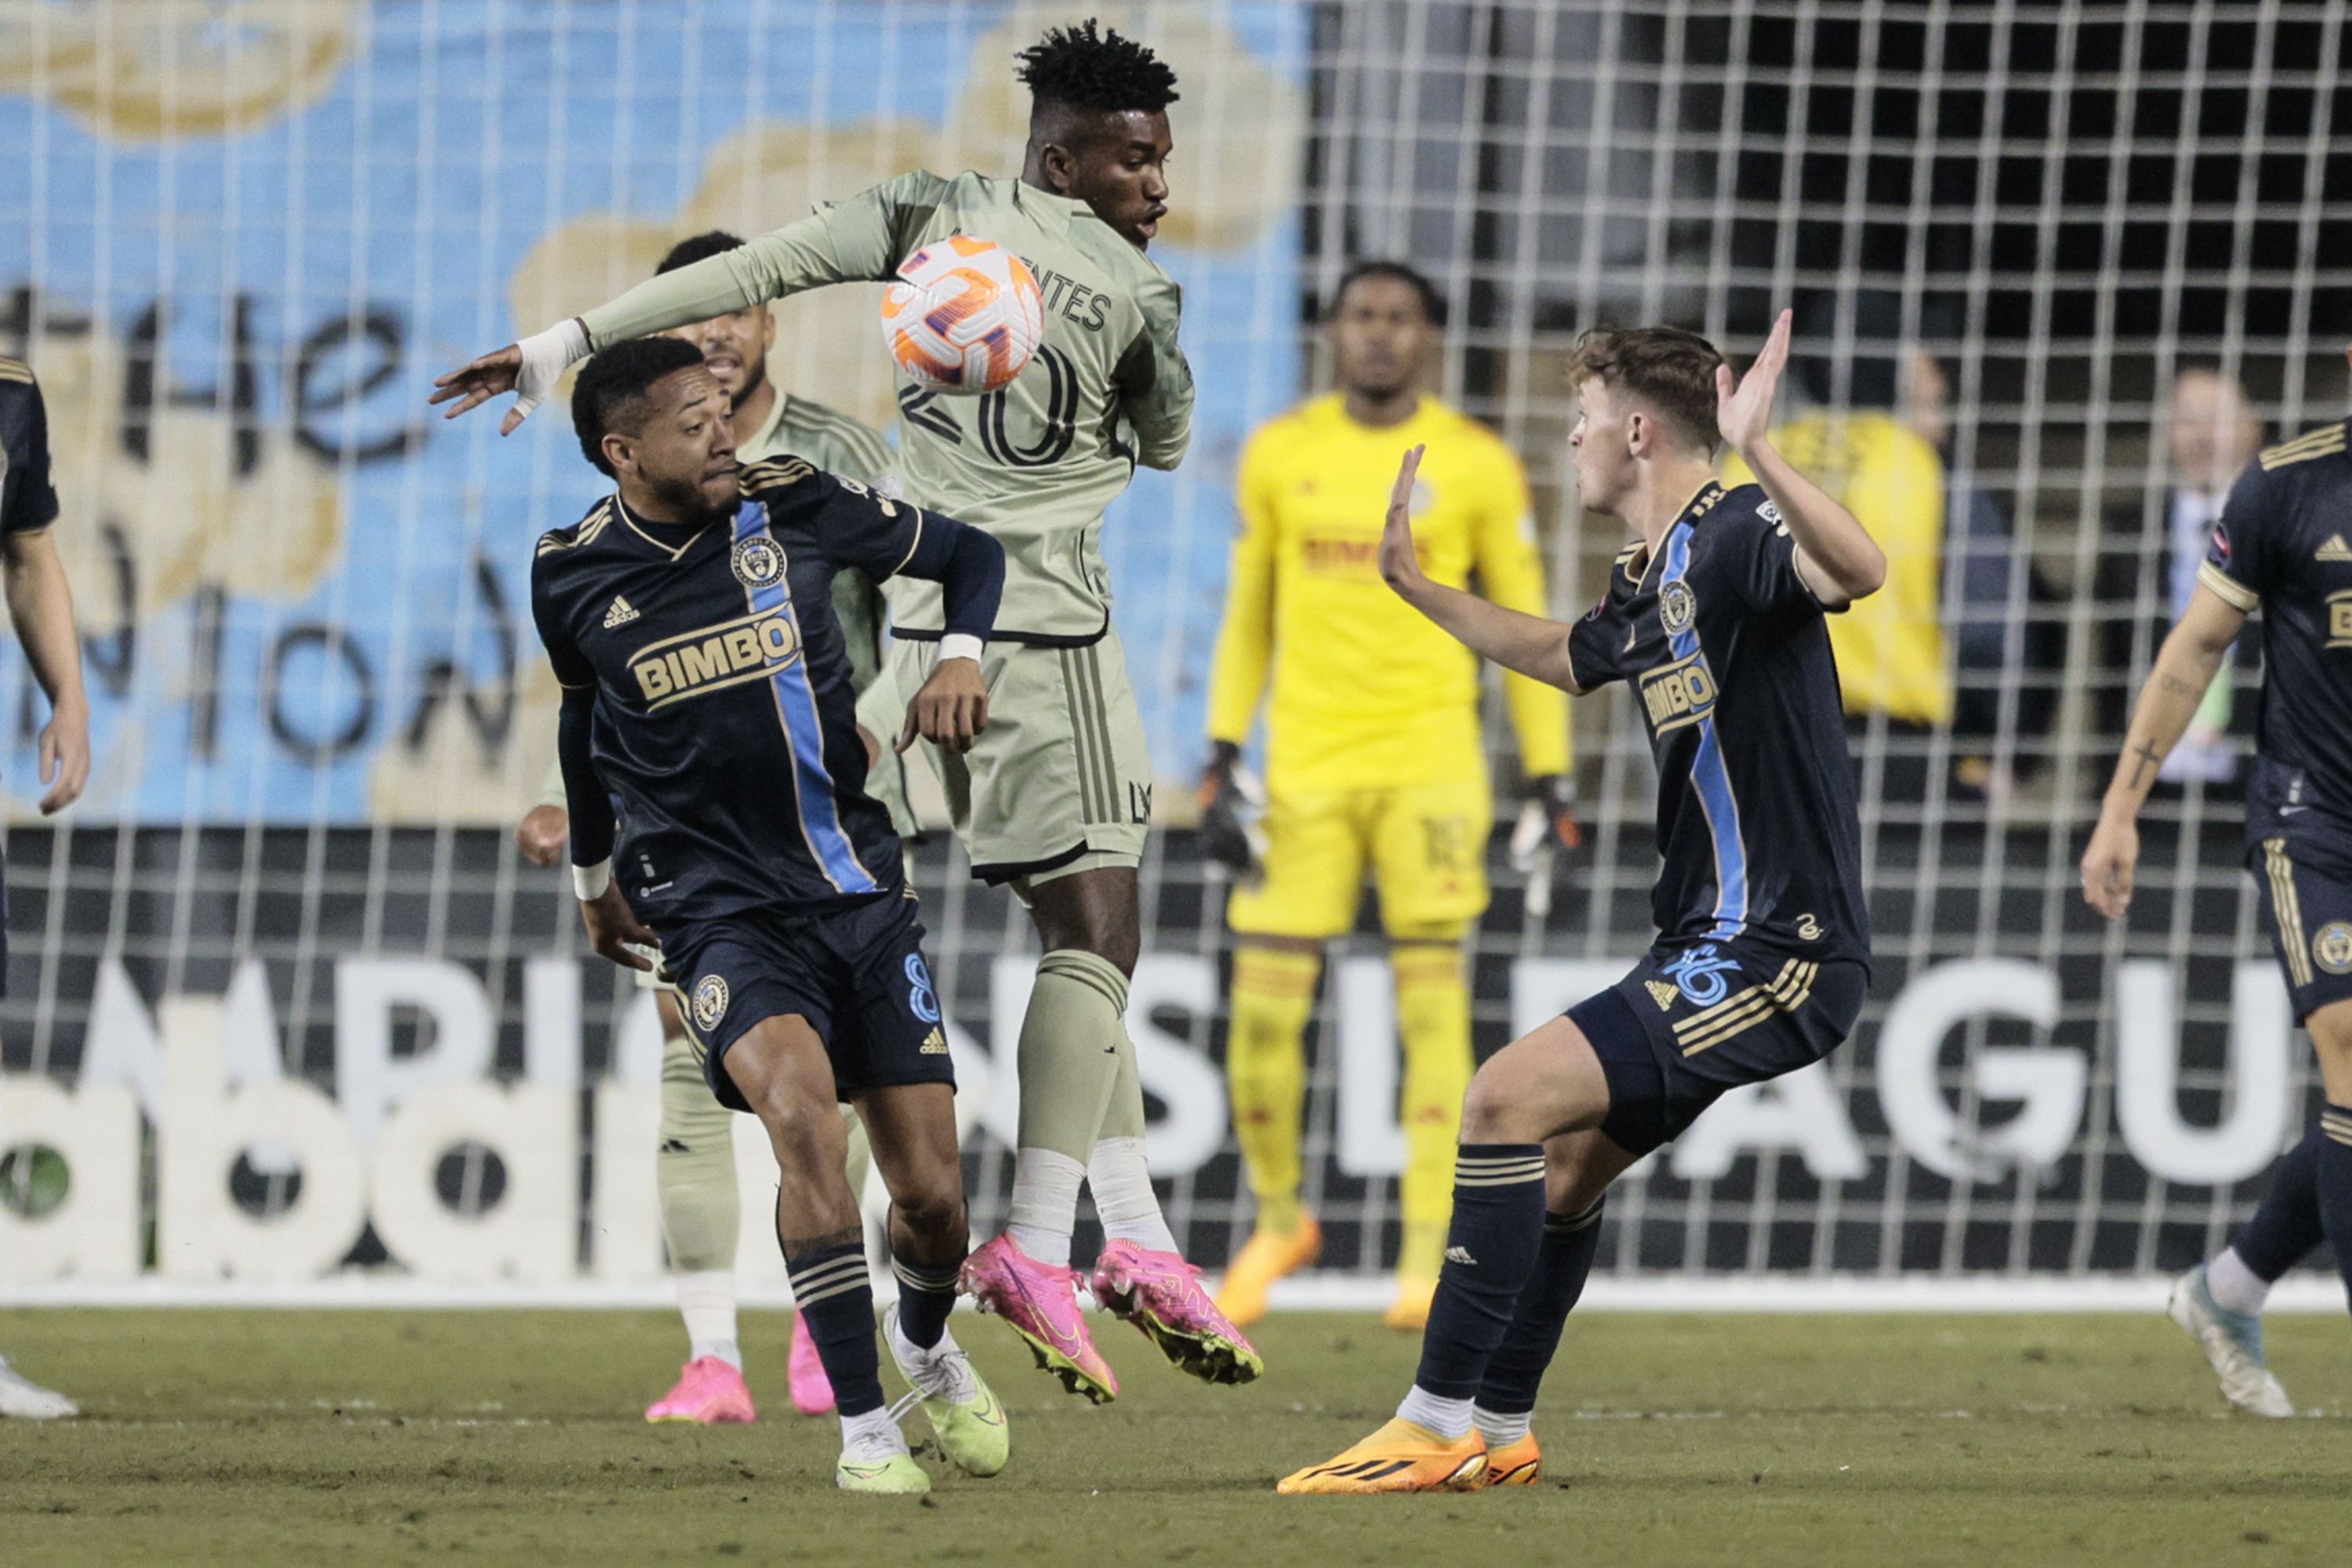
691, 974, 731, 1032
1660, 580, 1696, 635
2315, 922, 2352, 976
730, 537, 785, 589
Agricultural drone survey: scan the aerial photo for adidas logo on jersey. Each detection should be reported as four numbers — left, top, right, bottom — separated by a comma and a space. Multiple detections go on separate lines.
1646, 979, 1680, 1011
604, 595, 641, 628
1444, 1246, 1479, 1267
2317, 533, 2352, 562
920, 1027, 949, 1055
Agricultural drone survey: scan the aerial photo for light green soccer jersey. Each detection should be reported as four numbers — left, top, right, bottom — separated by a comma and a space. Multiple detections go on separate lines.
579, 169, 1194, 644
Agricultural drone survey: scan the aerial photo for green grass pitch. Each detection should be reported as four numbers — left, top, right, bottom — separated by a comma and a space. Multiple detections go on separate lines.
2, 1307, 2347, 1566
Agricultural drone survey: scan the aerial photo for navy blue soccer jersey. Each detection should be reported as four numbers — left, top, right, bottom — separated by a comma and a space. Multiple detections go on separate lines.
2199, 420, 2352, 844
532, 456, 1000, 922
0, 359, 60, 536
1566, 481, 1871, 967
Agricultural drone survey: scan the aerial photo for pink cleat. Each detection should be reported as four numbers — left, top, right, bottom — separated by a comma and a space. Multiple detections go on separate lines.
644, 1356, 756, 1425
960, 1232, 1120, 1404
787, 1311, 837, 1417
1089, 1240, 1265, 1386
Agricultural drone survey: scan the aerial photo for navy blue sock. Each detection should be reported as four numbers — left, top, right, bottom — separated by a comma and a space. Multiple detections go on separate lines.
1411, 1145, 1548, 1401
2232, 1127, 2328, 1280
1475, 1197, 1606, 1415
783, 1240, 885, 1417
891, 1253, 964, 1351
2319, 1105, 2352, 1308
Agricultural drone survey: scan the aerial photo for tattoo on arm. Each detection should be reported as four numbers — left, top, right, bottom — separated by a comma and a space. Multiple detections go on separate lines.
780, 1224, 866, 1261
2125, 738, 2162, 789
2156, 672, 2205, 700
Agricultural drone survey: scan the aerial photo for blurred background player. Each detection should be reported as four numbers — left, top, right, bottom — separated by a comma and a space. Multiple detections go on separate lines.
514, 232, 905, 1427
2153, 366, 2263, 789
2083, 365, 2352, 1419
1200, 261, 1574, 1331
441, 20, 1261, 1399
537, 336, 1006, 1493
0, 353, 92, 1421
1283, 315, 1884, 1494
1722, 293, 1949, 803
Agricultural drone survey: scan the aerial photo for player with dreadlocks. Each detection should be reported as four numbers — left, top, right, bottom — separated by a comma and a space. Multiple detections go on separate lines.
435, 19, 1259, 1402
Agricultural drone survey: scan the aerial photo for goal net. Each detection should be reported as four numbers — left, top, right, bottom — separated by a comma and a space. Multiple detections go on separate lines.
0, 0, 2344, 1304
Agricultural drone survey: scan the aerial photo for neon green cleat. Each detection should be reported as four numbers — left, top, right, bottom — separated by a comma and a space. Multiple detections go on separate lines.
885, 1305, 1011, 1478
834, 1450, 931, 1495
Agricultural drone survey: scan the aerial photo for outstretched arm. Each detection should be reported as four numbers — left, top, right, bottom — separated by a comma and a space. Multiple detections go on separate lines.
1717, 309, 1887, 607
2080, 585, 2248, 920
431, 175, 937, 432
1379, 445, 1583, 695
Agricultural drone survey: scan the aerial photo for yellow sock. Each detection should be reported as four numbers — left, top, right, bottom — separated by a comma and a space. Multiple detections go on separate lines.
1227, 946, 1321, 1236
1394, 943, 1472, 1279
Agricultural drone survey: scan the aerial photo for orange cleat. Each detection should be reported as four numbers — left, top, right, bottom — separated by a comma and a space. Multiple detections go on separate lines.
1480, 1431, 1541, 1486
1276, 1418, 1488, 1494
1382, 1275, 1437, 1333
1214, 1215, 1323, 1327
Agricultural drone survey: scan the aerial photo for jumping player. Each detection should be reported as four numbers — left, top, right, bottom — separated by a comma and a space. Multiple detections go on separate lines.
2083, 376, 2352, 1418
1279, 313, 1885, 1493
533, 336, 1006, 1494
442, 20, 1258, 1401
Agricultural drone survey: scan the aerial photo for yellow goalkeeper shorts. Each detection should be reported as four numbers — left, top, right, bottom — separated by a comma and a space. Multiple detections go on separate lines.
1226, 775, 1492, 942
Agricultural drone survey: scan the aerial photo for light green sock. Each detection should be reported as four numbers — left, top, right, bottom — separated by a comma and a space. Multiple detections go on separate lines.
658, 1034, 739, 1274
1006, 950, 1128, 1265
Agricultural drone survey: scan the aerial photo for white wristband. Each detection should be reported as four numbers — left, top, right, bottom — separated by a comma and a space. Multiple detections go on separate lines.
937, 633, 985, 665
572, 858, 612, 900
514, 317, 591, 419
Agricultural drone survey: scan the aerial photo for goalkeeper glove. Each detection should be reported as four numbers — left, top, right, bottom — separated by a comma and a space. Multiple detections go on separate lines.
1197, 740, 1266, 877
1511, 774, 1583, 919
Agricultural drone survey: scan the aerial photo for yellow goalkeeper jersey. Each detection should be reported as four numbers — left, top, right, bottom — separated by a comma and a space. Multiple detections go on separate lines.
1207, 394, 1570, 795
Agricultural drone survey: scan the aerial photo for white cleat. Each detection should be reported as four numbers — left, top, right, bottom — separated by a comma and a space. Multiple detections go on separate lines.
2168, 1265, 2294, 1418
0, 1356, 78, 1420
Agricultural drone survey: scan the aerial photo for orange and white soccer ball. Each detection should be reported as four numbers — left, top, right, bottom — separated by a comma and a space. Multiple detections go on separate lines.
880, 236, 1045, 394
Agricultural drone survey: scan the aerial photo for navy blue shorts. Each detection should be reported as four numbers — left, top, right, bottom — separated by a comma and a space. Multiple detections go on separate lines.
663, 887, 955, 1112
1566, 938, 1867, 1158
2249, 834, 2352, 1025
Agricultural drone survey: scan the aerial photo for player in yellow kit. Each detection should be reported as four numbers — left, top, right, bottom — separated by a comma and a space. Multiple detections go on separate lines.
1200, 263, 1577, 1330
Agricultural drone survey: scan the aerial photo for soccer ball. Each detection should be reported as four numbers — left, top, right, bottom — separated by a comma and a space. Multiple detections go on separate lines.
880, 236, 1045, 394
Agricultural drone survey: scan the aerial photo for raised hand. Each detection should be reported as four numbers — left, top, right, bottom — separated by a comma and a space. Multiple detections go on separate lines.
1377, 445, 1431, 601
1715, 307, 1793, 455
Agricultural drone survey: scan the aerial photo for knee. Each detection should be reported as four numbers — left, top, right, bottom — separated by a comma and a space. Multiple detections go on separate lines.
746, 1082, 833, 1168
891, 1180, 964, 1243
1459, 1065, 1531, 1145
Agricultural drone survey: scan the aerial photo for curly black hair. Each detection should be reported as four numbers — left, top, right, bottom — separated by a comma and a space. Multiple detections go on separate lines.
571, 335, 707, 477
1016, 18, 1178, 114
655, 230, 746, 275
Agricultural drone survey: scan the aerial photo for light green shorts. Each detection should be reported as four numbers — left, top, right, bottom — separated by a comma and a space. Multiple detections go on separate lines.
889, 630, 1152, 887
